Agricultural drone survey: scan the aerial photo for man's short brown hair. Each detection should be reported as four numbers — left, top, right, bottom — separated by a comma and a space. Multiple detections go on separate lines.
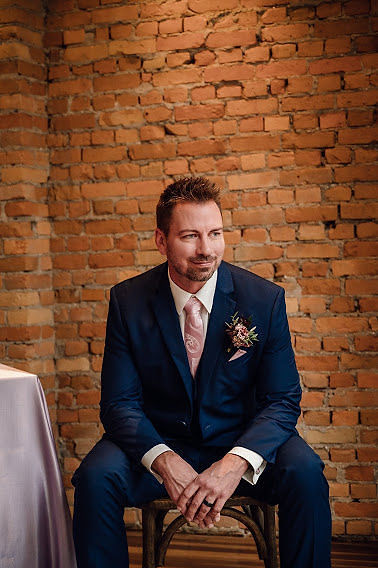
156, 177, 222, 235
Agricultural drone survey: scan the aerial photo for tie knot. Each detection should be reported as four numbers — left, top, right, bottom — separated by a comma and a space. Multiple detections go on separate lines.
184, 296, 202, 316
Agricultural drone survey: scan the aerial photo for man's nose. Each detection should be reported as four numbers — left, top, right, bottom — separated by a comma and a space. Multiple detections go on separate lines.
197, 236, 212, 256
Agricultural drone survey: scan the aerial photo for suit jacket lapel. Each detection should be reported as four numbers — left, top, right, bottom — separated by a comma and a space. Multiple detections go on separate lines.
198, 262, 236, 399
151, 264, 194, 404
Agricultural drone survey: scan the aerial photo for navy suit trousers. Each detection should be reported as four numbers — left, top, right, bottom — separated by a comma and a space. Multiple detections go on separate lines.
72, 433, 331, 568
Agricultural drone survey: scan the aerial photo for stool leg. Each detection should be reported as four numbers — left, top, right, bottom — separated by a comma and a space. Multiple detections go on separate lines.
263, 506, 278, 568
142, 508, 157, 568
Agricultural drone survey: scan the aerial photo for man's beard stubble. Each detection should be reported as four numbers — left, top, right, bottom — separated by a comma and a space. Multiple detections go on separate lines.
176, 255, 220, 282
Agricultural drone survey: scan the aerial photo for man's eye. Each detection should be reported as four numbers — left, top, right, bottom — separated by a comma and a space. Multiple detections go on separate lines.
183, 234, 197, 239
211, 231, 222, 238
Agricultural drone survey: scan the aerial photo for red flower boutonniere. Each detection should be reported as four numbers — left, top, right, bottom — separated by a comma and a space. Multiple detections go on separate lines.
225, 312, 258, 353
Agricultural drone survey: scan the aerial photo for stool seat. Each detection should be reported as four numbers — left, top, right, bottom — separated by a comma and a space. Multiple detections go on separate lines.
141, 496, 278, 568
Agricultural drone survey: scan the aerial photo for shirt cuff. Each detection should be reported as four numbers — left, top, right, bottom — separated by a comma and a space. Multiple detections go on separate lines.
228, 446, 266, 486
141, 443, 172, 484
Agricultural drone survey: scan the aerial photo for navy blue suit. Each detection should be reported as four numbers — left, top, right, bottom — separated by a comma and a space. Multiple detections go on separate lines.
73, 262, 331, 567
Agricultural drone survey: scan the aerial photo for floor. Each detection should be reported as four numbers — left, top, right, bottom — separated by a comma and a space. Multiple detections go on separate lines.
128, 531, 378, 567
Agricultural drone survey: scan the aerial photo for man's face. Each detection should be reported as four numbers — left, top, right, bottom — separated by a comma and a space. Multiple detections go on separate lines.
155, 200, 225, 293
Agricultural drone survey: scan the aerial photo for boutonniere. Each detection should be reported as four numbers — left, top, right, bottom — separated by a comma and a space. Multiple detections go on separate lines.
225, 312, 258, 353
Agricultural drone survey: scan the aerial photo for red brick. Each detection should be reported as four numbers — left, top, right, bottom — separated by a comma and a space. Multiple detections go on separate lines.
334, 502, 378, 517
298, 224, 325, 240
359, 297, 378, 313
243, 81, 268, 98
230, 134, 280, 152
297, 355, 338, 371
88, 252, 133, 268
175, 103, 224, 121
135, 21, 158, 37
264, 116, 290, 131
228, 172, 278, 190
286, 205, 337, 223
157, 32, 204, 51
268, 190, 293, 204
341, 352, 378, 369
126, 180, 164, 197
281, 167, 332, 185
140, 125, 165, 141
233, 208, 283, 226
355, 148, 378, 164
332, 260, 377, 277
244, 46, 270, 62
206, 30, 255, 48
330, 448, 355, 462
299, 278, 340, 295
243, 229, 267, 243
203, 64, 255, 83
184, 15, 207, 32
282, 94, 334, 112
303, 410, 330, 426
188, 0, 238, 12
239, 118, 264, 132
332, 410, 359, 425
325, 37, 351, 55
158, 18, 182, 34
345, 466, 375, 482
282, 131, 335, 149
194, 50, 215, 66
261, 7, 286, 23
262, 23, 310, 42
166, 52, 191, 67
344, 241, 378, 258
316, 316, 368, 333
153, 68, 201, 86
310, 56, 361, 76
91, 6, 138, 24
93, 74, 140, 92
144, 107, 172, 123
129, 143, 176, 160
287, 244, 339, 259
178, 140, 225, 156
272, 44, 296, 59
235, 245, 283, 261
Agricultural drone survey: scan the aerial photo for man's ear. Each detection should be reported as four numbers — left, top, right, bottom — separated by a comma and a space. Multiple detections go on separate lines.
155, 228, 167, 256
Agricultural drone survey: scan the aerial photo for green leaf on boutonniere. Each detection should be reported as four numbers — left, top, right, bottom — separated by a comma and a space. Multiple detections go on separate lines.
225, 312, 258, 352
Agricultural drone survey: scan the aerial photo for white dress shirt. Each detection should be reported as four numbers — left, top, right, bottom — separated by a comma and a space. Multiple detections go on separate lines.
141, 268, 266, 485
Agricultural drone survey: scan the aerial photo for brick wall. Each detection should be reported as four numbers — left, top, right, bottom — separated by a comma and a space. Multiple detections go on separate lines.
1, 0, 377, 538
0, 2, 57, 419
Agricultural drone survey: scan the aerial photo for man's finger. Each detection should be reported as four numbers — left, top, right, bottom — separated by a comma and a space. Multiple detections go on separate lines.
176, 478, 200, 514
185, 488, 210, 521
193, 495, 218, 522
194, 499, 220, 525
203, 497, 225, 524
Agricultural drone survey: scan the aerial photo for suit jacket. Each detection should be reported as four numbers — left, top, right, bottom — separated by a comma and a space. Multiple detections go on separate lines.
100, 261, 301, 466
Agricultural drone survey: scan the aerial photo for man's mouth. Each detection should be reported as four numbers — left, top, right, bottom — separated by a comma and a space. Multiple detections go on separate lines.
190, 257, 216, 266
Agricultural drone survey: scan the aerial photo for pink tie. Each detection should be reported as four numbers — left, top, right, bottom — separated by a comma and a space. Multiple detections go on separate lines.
184, 296, 204, 377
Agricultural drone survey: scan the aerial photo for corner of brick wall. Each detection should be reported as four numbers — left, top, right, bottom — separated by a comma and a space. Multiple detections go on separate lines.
1, 0, 377, 538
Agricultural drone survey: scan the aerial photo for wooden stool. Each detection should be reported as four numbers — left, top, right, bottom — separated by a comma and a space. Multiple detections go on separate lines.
141, 496, 278, 568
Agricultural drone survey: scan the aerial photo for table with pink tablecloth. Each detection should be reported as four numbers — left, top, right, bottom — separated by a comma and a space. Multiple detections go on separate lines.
0, 363, 76, 568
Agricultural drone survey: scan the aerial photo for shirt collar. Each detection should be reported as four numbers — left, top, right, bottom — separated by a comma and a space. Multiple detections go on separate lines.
168, 268, 218, 316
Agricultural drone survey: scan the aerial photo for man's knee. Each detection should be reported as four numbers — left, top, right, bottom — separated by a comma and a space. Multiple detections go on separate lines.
277, 437, 328, 499
72, 439, 129, 499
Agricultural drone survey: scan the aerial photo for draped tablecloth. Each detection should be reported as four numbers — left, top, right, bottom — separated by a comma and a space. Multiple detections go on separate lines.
0, 363, 77, 568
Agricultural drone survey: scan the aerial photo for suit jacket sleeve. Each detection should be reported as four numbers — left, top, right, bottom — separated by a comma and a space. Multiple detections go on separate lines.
235, 286, 302, 463
100, 286, 166, 463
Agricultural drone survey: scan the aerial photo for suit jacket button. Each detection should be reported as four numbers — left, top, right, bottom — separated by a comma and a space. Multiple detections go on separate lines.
177, 420, 187, 427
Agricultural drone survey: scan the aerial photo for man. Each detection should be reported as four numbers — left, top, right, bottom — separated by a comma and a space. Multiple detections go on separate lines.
73, 177, 331, 567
